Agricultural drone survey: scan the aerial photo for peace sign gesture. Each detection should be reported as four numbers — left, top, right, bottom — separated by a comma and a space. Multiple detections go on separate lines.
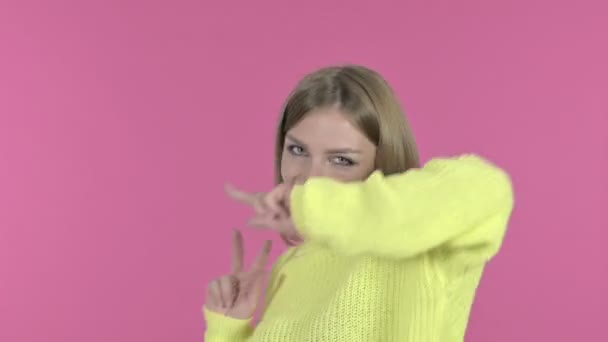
225, 183, 303, 245
204, 230, 272, 319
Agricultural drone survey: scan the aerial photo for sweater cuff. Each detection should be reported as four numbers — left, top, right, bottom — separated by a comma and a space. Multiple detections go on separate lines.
290, 179, 342, 240
290, 182, 313, 238
203, 307, 253, 340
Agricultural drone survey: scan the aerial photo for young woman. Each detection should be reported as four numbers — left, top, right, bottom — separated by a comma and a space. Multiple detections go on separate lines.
202, 65, 514, 341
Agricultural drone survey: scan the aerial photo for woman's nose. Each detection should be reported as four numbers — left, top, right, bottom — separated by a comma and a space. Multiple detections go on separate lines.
291, 159, 328, 184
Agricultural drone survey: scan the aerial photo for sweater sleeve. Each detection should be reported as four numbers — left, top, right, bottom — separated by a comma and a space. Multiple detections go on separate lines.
289, 154, 514, 264
203, 307, 253, 342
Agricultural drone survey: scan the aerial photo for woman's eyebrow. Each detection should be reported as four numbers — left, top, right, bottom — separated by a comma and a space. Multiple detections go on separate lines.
286, 134, 307, 146
286, 134, 361, 154
326, 148, 362, 154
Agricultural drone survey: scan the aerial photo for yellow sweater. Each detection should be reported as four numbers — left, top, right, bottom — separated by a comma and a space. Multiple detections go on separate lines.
203, 154, 514, 341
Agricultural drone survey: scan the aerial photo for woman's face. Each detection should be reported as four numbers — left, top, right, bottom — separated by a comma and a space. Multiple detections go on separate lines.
280, 107, 377, 185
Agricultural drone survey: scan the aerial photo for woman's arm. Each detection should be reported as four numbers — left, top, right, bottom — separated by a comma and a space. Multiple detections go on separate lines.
289, 154, 514, 264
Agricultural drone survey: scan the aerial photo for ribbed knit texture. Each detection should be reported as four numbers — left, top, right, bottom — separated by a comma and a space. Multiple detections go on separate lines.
204, 154, 514, 341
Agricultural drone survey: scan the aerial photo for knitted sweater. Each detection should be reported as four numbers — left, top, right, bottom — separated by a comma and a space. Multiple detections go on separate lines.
203, 154, 514, 341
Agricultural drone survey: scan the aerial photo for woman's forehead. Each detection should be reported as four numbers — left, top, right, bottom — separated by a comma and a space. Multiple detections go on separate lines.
286, 109, 375, 151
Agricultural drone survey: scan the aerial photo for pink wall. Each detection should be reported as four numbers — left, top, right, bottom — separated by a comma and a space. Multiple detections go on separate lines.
1, 1, 606, 341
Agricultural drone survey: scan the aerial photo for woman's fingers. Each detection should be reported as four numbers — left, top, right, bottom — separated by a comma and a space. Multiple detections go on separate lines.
264, 187, 285, 215
247, 215, 272, 229
225, 183, 257, 205
281, 231, 304, 246
251, 194, 268, 215
207, 279, 222, 309
285, 182, 295, 210
219, 275, 237, 309
246, 271, 266, 309
231, 229, 244, 274
226, 184, 273, 216
248, 214, 297, 237
226, 183, 293, 217
266, 183, 294, 217
248, 217, 286, 234
250, 240, 272, 273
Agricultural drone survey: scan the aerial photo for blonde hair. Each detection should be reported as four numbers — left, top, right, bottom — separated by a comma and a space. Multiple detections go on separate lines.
274, 65, 420, 183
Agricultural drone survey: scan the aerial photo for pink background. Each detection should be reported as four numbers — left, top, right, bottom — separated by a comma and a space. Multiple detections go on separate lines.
1, 1, 606, 341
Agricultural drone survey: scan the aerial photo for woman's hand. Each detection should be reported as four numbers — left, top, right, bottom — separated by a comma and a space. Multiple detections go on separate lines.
225, 183, 303, 245
204, 230, 271, 319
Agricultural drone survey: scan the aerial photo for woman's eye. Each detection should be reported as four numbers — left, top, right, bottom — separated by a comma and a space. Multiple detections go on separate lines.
288, 145, 306, 155
332, 156, 355, 166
